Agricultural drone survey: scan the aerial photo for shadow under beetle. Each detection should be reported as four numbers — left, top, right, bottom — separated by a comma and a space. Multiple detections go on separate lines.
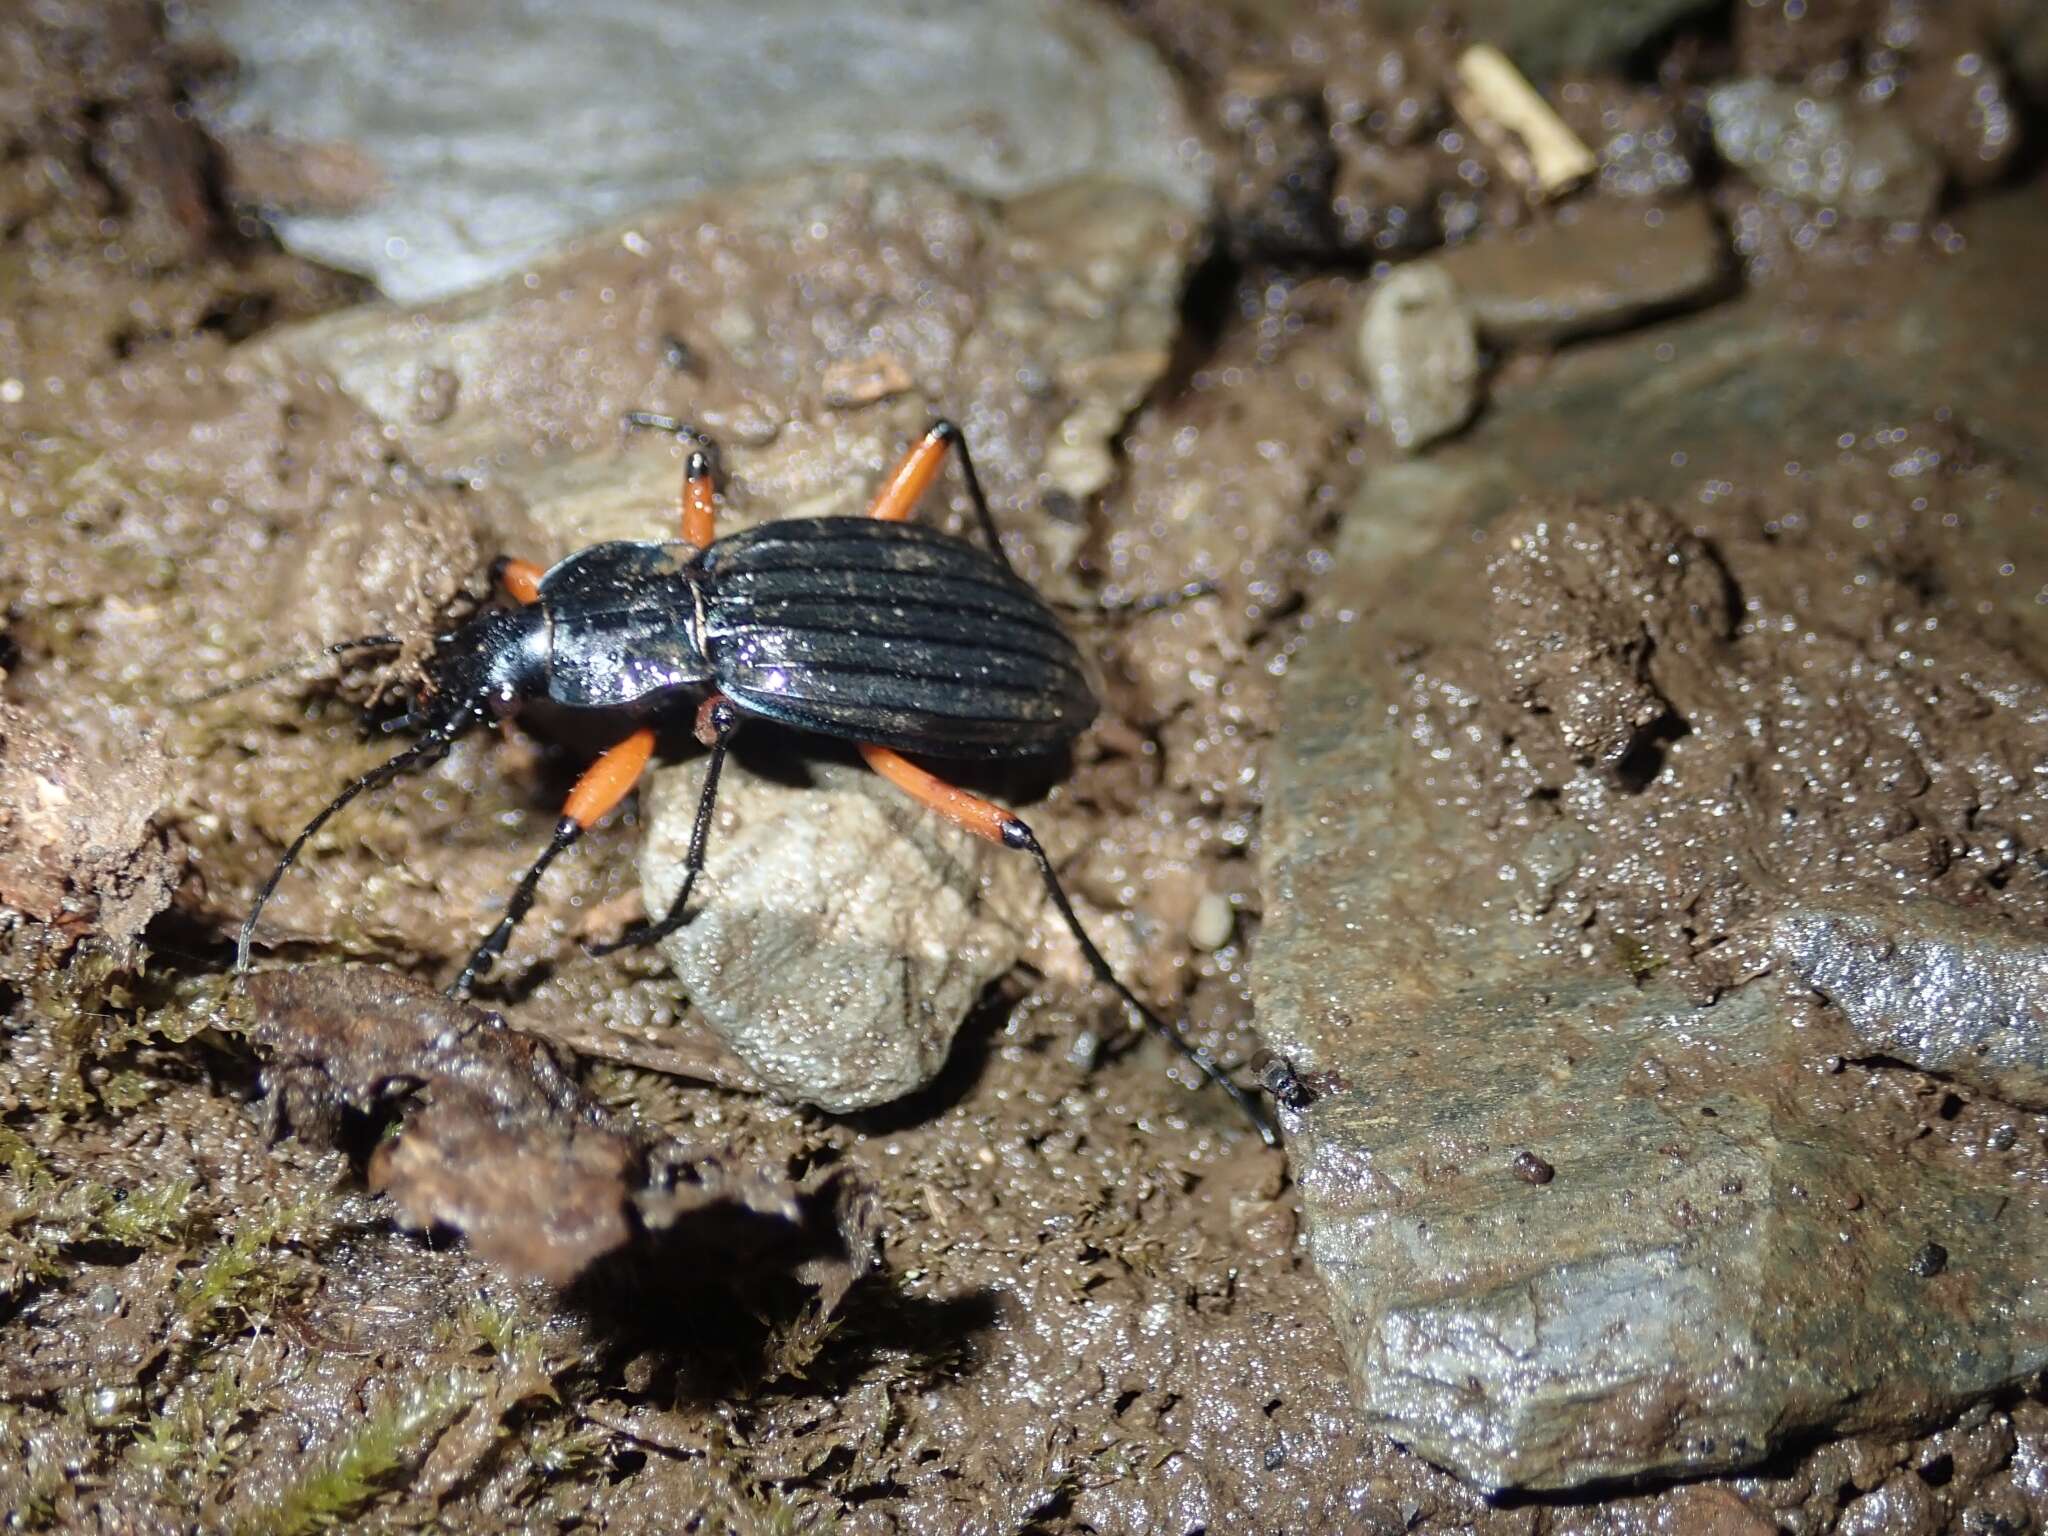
234, 415, 1277, 1144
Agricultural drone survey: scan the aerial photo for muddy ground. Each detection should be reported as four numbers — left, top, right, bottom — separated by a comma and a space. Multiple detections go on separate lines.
0, 2, 2044, 1533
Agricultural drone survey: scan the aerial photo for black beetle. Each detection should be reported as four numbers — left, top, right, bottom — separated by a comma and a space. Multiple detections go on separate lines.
234, 415, 1275, 1143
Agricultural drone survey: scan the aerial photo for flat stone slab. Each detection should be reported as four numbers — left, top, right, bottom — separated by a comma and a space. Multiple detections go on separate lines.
1433, 196, 1729, 346
1254, 190, 2048, 1491
1259, 516, 2048, 1492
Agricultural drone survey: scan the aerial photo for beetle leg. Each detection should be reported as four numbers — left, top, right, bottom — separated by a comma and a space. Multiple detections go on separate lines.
237, 731, 455, 974
857, 742, 1278, 1145
623, 411, 720, 547
586, 695, 742, 955
450, 726, 657, 998
490, 556, 546, 605
679, 448, 716, 548
866, 419, 1015, 578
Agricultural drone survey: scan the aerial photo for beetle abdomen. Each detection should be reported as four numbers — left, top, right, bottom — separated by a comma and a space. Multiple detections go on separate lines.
698, 518, 1097, 755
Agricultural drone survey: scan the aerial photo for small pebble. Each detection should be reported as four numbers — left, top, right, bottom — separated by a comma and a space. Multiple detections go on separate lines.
1263, 1443, 1287, 1470
1512, 1150, 1556, 1185
821, 352, 913, 408
1189, 891, 1235, 951
1357, 262, 1479, 452
1908, 1241, 1949, 1278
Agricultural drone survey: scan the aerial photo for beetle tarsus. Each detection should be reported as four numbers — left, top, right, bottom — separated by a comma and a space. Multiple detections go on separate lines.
623, 411, 715, 464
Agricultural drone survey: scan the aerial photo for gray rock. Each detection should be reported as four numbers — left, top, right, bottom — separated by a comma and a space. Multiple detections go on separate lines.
1764, 900, 2048, 1109
180, 0, 1204, 301
1434, 197, 1729, 347
1358, 263, 1479, 451
637, 755, 1039, 1113
1259, 520, 2048, 1492
1255, 187, 2048, 1492
1707, 79, 1943, 221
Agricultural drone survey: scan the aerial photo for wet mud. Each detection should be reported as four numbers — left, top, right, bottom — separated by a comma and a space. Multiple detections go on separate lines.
1408, 465, 2048, 993
1, 0, 2046, 1532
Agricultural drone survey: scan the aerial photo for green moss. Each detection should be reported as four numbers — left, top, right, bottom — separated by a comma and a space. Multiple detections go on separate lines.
25, 957, 134, 1115
459, 1300, 524, 1358
128, 1359, 248, 1485
90, 1177, 198, 1250
0, 1122, 51, 1187
1611, 933, 1666, 983
526, 1421, 609, 1480
175, 1193, 322, 1330
237, 1368, 482, 1535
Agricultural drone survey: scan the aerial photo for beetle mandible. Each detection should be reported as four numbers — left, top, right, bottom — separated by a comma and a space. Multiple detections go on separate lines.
234, 414, 1274, 1143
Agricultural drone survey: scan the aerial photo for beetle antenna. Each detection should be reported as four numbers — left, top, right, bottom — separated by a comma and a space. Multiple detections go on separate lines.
235, 730, 454, 974
174, 635, 402, 707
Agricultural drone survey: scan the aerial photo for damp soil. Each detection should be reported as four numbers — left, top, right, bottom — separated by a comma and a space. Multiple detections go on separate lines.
2, 2, 2046, 1534
1401, 444, 2048, 995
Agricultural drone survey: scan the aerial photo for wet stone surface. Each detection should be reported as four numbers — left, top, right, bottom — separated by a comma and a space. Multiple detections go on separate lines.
181, 0, 1204, 301
1256, 188, 2048, 1492
639, 755, 1039, 1113
1763, 900, 2048, 1109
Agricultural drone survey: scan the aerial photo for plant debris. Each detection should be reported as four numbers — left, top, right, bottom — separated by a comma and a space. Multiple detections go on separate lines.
248, 966, 878, 1291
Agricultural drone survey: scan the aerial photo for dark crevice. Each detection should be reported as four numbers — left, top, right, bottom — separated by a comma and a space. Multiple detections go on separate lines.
1614, 710, 1691, 793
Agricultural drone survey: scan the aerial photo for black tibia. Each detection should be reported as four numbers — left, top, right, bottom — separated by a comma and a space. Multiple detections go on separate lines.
451, 817, 582, 999
925, 419, 1012, 578
924, 419, 1208, 618
587, 699, 743, 956
995, 815, 1279, 1148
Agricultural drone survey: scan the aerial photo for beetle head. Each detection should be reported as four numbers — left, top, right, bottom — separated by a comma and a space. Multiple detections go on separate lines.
402, 606, 549, 739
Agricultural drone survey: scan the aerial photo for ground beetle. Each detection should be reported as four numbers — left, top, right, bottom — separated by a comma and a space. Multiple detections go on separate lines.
235, 415, 1276, 1143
